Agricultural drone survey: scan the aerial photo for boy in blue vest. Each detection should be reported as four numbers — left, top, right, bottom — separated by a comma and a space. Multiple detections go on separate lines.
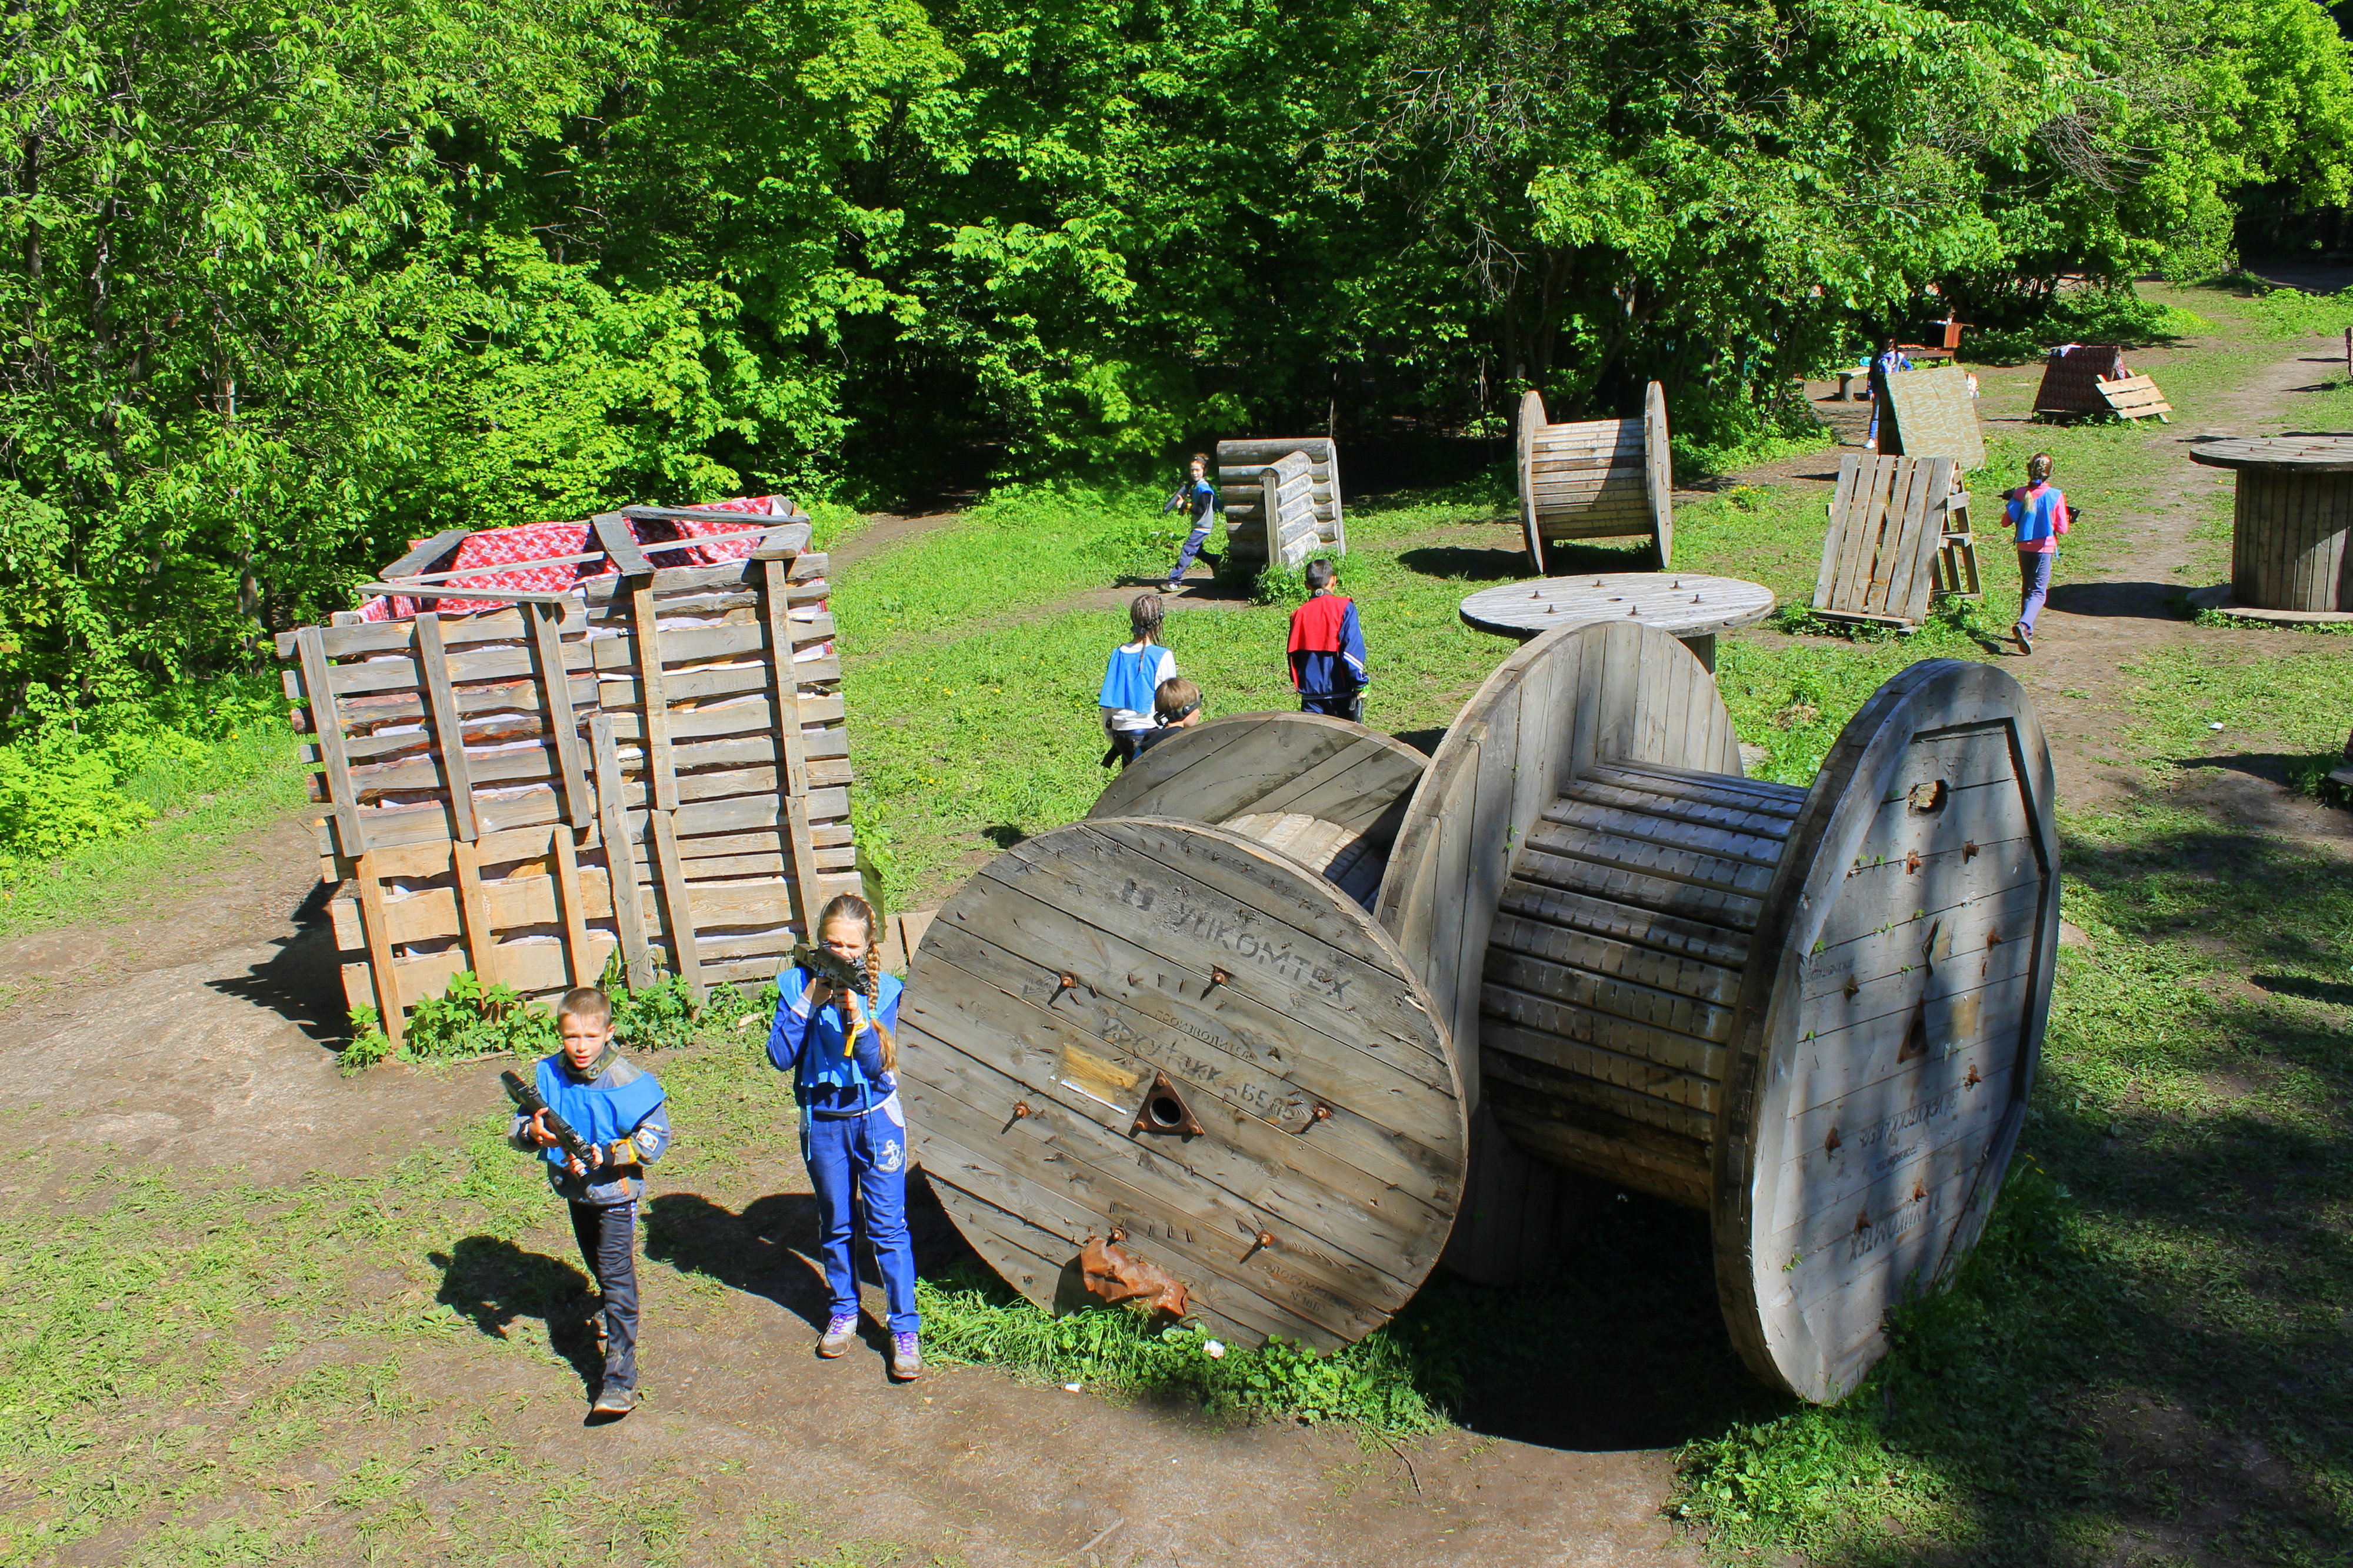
512, 986, 671, 1417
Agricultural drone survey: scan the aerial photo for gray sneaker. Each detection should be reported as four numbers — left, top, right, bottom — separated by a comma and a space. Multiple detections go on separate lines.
890, 1331, 922, 1382
591, 1383, 635, 1417
818, 1312, 858, 1359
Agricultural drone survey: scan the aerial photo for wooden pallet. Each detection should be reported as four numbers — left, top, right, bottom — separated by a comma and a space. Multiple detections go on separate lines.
2097, 372, 2172, 424
1811, 454, 1979, 629
1217, 438, 1343, 569
279, 504, 860, 1048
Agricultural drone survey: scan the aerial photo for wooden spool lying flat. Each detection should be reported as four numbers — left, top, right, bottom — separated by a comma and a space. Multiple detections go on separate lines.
1382, 622, 2056, 1402
1517, 386, 1674, 574
902, 815, 1465, 1350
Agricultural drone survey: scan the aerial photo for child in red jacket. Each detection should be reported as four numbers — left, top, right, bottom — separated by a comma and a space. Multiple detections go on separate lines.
1287, 559, 1368, 722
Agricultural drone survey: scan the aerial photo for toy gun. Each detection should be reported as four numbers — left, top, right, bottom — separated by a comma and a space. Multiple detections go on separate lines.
791, 942, 869, 1057
500, 1069, 598, 1167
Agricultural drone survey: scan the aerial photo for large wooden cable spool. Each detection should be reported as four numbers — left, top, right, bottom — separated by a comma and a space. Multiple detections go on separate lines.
901, 781, 1466, 1348
1379, 622, 2057, 1402
1517, 384, 1674, 574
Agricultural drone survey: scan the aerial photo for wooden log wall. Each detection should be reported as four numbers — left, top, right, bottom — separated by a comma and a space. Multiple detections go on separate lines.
279, 519, 862, 1045
1218, 437, 1344, 569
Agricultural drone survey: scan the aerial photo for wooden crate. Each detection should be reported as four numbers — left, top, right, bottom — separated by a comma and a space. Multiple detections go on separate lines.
1217, 438, 1343, 569
1811, 454, 1979, 629
280, 502, 861, 1048
2097, 372, 2172, 424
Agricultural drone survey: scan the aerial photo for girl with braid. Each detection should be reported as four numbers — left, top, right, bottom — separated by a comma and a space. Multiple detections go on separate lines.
766, 894, 919, 1379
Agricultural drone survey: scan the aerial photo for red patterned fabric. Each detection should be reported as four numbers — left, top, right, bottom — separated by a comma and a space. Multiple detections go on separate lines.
359, 496, 798, 622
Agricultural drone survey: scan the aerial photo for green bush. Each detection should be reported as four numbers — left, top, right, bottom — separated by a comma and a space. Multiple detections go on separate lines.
1251, 547, 1342, 607
343, 967, 781, 1074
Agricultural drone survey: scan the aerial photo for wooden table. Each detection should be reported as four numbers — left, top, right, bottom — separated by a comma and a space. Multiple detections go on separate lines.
2186, 437, 2353, 621
1458, 572, 1777, 672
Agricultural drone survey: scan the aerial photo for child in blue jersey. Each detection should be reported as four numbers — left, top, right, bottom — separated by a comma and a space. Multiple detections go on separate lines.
1160, 452, 1222, 592
511, 986, 671, 1417
1099, 592, 1178, 769
1864, 337, 1912, 451
2004, 451, 2071, 655
767, 894, 920, 1380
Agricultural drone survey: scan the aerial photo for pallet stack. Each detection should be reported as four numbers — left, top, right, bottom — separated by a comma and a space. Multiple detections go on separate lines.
279, 500, 860, 1049
1217, 438, 1344, 572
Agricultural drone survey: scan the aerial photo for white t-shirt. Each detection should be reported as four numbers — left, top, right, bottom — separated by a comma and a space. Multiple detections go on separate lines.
1103, 645, 1178, 732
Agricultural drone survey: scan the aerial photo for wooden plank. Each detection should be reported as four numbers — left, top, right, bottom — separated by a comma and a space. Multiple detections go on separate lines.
648, 809, 704, 999
450, 838, 499, 985
381, 526, 473, 580
295, 626, 366, 853
591, 512, 656, 577
759, 560, 814, 798
352, 853, 406, 1050
355, 583, 576, 605
629, 579, 680, 812
1645, 379, 1674, 568
552, 826, 594, 989
412, 613, 480, 841
528, 603, 588, 827
592, 713, 655, 990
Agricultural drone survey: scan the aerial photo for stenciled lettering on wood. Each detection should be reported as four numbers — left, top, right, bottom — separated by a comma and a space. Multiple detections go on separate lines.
1116, 876, 1359, 1005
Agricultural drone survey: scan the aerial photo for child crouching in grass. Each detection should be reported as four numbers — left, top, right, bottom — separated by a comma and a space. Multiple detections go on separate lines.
767, 894, 920, 1380
511, 986, 670, 1419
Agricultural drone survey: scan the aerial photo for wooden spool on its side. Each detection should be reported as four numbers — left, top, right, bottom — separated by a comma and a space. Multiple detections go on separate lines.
902, 804, 1465, 1352
1381, 622, 2057, 1402
1517, 385, 1673, 575
1091, 710, 1428, 909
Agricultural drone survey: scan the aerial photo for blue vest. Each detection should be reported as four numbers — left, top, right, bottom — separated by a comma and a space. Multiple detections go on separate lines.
2008, 483, 2066, 545
535, 1053, 666, 1169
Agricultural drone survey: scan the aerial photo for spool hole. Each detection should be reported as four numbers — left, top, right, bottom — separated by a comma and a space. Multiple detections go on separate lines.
1146, 1094, 1185, 1130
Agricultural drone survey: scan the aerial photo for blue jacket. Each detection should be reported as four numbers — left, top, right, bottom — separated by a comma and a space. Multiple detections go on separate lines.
1287, 592, 1369, 698
506, 1047, 671, 1206
766, 965, 905, 1118
1164, 478, 1222, 531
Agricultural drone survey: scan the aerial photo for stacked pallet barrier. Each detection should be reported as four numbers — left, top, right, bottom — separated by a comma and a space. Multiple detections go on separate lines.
279, 499, 858, 1049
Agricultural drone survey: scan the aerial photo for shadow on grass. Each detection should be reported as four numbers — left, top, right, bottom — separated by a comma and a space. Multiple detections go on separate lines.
1394, 543, 1528, 583
208, 878, 348, 1049
431, 1236, 605, 1396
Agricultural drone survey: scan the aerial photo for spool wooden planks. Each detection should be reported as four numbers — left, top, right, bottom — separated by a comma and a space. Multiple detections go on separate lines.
281, 510, 859, 1045
2188, 437, 2353, 616
905, 630, 2055, 1404
1515, 385, 1674, 573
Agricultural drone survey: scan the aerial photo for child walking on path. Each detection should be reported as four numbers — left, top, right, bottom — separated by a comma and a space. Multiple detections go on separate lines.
2004, 451, 2071, 655
767, 895, 920, 1380
1099, 592, 1178, 768
1161, 452, 1222, 592
1287, 559, 1368, 722
511, 986, 671, 1417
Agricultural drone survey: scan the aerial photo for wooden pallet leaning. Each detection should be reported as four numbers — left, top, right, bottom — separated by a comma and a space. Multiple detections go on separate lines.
1516, 383, 1672, 573
1217, 438, 1343, 571
280, 506, 861, 1048
2097, 373, 2172, 425
1811, 454, 1977, 630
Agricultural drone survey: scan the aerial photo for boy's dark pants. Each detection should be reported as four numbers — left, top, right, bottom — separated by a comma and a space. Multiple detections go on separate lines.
1300, 692, 1364, 723
568, 1200, 639, 1392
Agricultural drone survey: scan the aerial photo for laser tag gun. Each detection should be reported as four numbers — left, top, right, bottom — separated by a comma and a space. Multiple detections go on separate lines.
500, 1069, 598, 1168
790, 941, 870, 1057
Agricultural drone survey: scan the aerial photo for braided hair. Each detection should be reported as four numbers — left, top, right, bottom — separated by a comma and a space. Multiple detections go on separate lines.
2026, 452, 2054, 486
816, 892, 896, 1073
1130, 591, 1165, 645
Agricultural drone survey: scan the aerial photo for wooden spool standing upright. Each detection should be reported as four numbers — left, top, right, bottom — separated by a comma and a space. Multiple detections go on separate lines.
1377, 622, 2058, 1401
1517, 383, 1674, 574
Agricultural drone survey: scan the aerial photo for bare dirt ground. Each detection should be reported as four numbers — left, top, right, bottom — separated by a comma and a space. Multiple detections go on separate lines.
12, 301, 2347, 1566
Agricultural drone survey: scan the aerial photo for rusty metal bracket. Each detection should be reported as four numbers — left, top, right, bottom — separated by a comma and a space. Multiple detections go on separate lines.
1129, 1072, 1208, 1137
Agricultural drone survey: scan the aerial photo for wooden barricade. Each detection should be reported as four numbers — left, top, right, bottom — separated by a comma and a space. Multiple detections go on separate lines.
1217, 438, 1343, 571
1516, 383, 1672, 572
2097, 373, 2172, 424
281, 503, 860, 1048
2032, 344, 2128, 417
1879, 363, 1984, 467
1812, 455, 1980, 629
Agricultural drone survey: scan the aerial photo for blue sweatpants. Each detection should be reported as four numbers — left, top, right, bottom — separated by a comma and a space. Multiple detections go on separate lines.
2017, 548, 2055, 632
1166, 520, 1214, 585
802, 1101, 920, 1334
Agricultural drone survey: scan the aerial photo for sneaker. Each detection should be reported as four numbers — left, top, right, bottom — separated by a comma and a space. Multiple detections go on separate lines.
1158, 580, 1176, 595
2014, 620, 2034, 655
890, 1332, 922, 1382
591, 1383, 636, 1417
818, 1313, 858, 1359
